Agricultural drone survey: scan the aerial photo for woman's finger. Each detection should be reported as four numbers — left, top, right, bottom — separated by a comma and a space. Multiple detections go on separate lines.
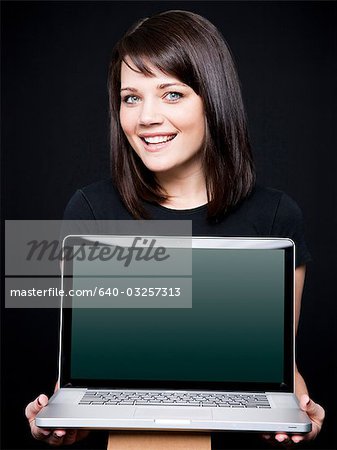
30, 421, 52, 440
46, 430, 66, 446
25, 394, 48, 422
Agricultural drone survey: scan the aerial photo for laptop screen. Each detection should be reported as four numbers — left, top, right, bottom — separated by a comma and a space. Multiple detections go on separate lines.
61, 238, 294, 392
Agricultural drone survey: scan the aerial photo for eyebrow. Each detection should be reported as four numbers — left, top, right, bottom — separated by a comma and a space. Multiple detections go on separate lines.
120, 82, 188, 93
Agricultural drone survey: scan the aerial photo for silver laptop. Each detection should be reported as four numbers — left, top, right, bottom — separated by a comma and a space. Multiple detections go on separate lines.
36, 236, 311, 433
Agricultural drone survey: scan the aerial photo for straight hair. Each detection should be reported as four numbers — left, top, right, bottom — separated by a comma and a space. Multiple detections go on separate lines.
108, 10, 255, 220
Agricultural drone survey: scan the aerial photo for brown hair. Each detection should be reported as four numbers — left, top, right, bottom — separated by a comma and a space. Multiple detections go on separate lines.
108, 10, 255, 220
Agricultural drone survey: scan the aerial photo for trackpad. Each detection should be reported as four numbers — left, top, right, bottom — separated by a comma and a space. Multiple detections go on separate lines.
134, 407, 212, 420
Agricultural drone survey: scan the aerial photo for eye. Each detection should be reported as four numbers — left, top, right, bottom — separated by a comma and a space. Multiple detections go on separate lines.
164, 92, 183, 102
123, 95, 141, 104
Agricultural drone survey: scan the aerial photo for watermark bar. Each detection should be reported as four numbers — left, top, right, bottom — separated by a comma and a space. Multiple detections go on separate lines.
5, 277, 192, 308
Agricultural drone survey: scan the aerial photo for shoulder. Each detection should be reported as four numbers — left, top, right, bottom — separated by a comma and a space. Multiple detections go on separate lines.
244, 185, 311, 266
80, 179, 120, 205
231, 184, 307, 241
245, 184, 289, 210
247, 185, 304, 229
237, 185, 300, 234
63, 179, 132, 220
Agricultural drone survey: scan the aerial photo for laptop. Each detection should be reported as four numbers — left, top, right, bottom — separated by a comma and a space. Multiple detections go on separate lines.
36, 235, 311, 433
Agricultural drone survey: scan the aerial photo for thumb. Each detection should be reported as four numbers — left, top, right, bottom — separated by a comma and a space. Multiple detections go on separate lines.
300, 395, 318, 417
299, 394, 310, 409
25, 394, 49, 421
299, 394, 325, 438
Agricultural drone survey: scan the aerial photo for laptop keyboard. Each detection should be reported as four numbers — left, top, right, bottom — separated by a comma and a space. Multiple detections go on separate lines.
79, 391, 271, 408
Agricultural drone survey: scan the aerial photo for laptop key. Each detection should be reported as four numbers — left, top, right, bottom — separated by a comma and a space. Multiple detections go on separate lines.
176, 401, 201, 406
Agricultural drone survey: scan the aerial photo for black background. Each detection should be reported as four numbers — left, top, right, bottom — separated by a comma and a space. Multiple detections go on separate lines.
1, 1, 336, 449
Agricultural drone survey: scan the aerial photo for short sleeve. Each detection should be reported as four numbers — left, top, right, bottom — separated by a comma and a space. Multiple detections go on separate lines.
63, 189, 95, 220
271, 193, 312, 267
60, 190, 98, 241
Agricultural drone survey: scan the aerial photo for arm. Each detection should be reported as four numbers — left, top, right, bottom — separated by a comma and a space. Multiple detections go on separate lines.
25, 190, 97, 445
270, 265, 325, 444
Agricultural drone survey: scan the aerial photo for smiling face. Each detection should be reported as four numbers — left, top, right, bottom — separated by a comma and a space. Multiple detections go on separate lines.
119, 60, 206, 178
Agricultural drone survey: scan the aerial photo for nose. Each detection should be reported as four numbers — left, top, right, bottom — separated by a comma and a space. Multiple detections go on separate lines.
138, 99, 163, 126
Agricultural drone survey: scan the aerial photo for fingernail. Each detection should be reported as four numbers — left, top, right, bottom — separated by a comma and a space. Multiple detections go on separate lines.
264, 434, 271, 440
302, 394, 310, 405
37, 395, 47, 407
292, 437, 302, 443
276, 436, 285, 442
53, 431, 65, 438
41, 430, 51, 437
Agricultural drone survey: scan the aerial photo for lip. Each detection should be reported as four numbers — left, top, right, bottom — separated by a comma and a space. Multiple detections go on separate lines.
138, 132, 177, 138
138, 133, 177, 152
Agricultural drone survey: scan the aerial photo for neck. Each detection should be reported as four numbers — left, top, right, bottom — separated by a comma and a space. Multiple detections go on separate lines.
156, 167, 208, 210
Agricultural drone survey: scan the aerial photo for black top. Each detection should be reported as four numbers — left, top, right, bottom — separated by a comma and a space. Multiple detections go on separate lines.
63, 179, 311, 267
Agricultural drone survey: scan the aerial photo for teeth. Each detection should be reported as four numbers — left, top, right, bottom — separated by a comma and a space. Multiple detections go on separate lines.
143, 135, 176, 144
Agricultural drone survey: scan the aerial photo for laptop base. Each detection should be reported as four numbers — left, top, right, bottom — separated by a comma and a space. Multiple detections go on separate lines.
35, 389, 311, 433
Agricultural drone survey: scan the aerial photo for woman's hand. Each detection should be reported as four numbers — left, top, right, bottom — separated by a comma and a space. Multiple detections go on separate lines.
263, 394, 325, 445
275, 394, 325, 444
25, 394, 89, 446
262, 267, 325, 445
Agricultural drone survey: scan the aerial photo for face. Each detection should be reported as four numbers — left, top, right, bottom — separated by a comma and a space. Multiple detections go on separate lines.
119, 59, 206, 177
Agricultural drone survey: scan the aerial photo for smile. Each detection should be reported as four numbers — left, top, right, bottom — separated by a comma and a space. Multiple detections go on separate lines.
140, 134, 177, 145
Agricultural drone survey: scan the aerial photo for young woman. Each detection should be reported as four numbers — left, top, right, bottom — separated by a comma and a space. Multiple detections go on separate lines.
25, 10, 324, 447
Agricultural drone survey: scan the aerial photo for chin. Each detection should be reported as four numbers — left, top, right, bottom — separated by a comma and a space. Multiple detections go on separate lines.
141, 159, 175, 174
146, 165, 174, 174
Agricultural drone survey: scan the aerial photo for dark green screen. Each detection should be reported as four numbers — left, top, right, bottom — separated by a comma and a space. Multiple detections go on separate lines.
71, 249, 284, 383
